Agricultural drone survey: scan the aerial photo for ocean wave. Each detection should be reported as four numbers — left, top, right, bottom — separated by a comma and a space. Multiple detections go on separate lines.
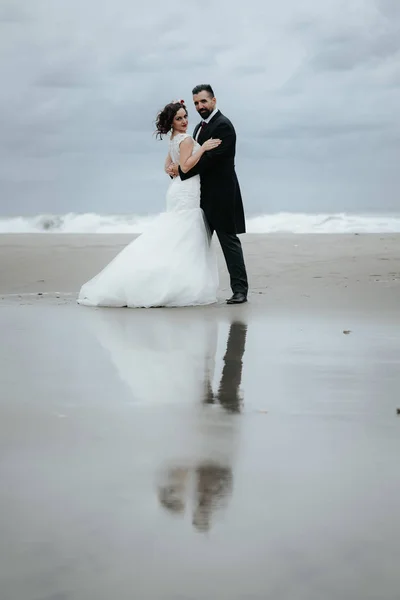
1, 212, 400, 234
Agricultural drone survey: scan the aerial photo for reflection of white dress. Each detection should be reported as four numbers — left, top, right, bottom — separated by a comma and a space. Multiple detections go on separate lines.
84, 308, 242, 532
84, 309, 219, 409
83, 308, 240, 465
77, 133, 218, 308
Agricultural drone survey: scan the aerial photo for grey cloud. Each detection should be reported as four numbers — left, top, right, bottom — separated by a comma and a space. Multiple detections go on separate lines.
231, 65, 267, 76
311, 30, 400, 72
36, 58, 100, 88
1, 0, 400, 217
377, 0, 400, 19
289, 4, 400, 75
260, 120, 389, 140
0, 2, 30, 23
115, 50, 214, 74
112, 38, 230, 75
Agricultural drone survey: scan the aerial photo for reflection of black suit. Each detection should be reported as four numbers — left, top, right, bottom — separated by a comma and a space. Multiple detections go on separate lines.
192, 463, 233, 532
158, 321, 247, 532
178, 111, 248, 296
204, 320, 247, 413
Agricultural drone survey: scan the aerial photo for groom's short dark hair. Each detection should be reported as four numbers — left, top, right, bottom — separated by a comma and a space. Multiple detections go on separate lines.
192, 84, 214, 97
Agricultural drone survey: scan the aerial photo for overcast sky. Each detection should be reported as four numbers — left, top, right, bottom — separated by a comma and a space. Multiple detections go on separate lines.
1, 0, 399, 216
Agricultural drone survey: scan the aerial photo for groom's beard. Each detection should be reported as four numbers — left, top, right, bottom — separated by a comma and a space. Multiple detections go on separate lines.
198, 108, 212, 119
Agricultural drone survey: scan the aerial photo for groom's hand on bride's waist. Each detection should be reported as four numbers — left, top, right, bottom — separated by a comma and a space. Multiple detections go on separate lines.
166, 163, 179, 178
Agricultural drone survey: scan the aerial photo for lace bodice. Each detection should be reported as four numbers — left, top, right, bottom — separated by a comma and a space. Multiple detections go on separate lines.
166, 133, 201, 212
169, 133, 200, 164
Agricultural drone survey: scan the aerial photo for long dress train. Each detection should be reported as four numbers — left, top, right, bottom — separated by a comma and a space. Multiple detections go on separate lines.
77, 133, 218, 308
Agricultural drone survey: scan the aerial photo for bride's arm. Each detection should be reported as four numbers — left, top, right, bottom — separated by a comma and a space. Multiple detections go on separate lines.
179, 122, 233, 180
179, 137, 221, 174
164, 152, 173, 174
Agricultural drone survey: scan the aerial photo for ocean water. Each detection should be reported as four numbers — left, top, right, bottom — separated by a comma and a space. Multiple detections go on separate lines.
1, 212, 400, 234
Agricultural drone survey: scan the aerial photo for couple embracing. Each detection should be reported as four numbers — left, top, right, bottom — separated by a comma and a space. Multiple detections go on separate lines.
78, 84, 248, 308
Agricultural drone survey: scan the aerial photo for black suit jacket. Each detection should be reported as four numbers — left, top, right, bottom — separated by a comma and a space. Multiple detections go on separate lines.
179, 111, 245, 234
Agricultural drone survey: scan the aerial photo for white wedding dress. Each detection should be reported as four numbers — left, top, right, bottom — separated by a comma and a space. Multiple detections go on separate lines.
77, 133, 218, 307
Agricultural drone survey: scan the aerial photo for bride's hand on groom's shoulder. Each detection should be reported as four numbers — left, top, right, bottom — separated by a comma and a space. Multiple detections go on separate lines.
201, 138, 222, 153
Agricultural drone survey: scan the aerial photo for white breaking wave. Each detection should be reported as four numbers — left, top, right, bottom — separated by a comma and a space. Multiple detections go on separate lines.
1, 212, 400, 234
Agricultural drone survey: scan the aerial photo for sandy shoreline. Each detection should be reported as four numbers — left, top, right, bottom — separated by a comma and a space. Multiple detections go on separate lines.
1, 233, 400, 599
0, 232, 399, 312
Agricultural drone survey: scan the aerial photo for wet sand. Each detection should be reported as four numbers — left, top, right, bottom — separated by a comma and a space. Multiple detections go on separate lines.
0, 232, 400, 311
1, 234, 400, 599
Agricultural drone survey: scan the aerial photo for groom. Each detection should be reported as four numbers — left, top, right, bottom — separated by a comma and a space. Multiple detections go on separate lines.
169, 84, 248, 304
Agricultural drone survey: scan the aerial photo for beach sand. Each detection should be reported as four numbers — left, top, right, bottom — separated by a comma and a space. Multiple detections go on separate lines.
1, 233, 400, 600
0, 232, 400, 311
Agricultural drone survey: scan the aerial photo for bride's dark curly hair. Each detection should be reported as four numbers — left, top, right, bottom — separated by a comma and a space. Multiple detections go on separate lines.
155, 100, 187, 140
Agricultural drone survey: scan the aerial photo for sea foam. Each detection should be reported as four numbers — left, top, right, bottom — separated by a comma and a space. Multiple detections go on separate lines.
1, 212, 400, 234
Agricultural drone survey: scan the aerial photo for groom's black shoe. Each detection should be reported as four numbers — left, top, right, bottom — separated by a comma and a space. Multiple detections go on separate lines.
226, 292, 247, 305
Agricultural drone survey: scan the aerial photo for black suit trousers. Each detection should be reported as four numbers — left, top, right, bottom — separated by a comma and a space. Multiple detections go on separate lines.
208, 226, 248, 296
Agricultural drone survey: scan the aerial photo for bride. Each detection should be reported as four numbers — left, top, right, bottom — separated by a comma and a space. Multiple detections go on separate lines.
77, 100, 221, 308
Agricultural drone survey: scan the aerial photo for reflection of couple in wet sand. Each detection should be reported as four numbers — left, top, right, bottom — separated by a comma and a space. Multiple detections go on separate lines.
84, 309, 247, 532
157, 319, 247, 532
